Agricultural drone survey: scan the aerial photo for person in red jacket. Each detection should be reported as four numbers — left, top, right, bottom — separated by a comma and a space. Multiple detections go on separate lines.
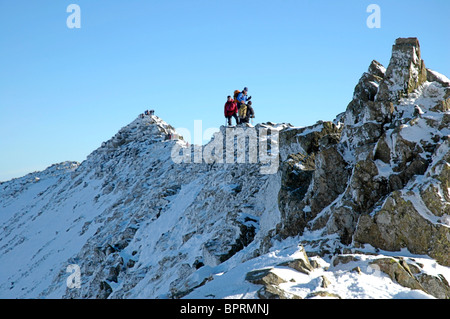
224, 95, 239, 126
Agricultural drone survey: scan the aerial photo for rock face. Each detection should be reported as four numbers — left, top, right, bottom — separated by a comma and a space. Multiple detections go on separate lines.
377, 37, 428, 102
1, 37, 449, 299
276, 37, 450, 268
277, 121, 346, 238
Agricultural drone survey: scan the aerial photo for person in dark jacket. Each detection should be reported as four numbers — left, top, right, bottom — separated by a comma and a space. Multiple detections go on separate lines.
224, 95, 239, 125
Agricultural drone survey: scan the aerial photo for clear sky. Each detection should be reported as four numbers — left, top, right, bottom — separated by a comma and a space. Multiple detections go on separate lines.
1, 0, 449, 182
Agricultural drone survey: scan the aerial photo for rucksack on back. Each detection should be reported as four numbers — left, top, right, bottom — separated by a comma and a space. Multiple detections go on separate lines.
233, 90, 240, 103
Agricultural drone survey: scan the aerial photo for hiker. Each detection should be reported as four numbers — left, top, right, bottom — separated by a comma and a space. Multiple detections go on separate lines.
236, 87, 251, 109
236, 87, 252, 123
224, 95, 239, 126
240, 101, 255, 123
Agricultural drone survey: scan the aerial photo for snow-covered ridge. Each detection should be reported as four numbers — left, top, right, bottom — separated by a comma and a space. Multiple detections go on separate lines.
1, 37, 450, 299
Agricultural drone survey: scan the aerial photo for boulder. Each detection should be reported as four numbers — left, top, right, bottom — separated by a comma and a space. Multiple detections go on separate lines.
354, 191, 450, 267
277, 247, 313, 274
368, 60, 386, 79
369, 257, 450, 299
369, 258, 423, 291
416, 273, 450, 299
305, 291, 341, 299
374, 133, 391, 164
245, 268, 286, 286
257, 284, 302, 299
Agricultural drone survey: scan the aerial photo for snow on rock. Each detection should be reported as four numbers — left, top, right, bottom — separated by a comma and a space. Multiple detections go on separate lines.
1, 38, 450, 299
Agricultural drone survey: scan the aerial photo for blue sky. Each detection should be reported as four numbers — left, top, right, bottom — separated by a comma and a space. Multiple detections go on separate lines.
1, 0, 449, 182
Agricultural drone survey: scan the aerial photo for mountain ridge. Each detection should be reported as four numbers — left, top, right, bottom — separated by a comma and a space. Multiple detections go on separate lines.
1, 37, 450, 299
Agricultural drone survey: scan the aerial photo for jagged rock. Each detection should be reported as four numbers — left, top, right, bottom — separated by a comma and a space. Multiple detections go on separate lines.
349, 159, 388, 212
376, 37, 427, 102
320, 275, 331, 288
340, 121, 385, 152
421, 184, 450, 217
279, 121, 342, 161
257, 284, 302, 299
374, 133, 391, 164
352, 60, 385, 103
416, 273, 450, 299
106, 264, 121, 283
305, 291, 341, 299
278, 246, 313, 274
277, 122, 344, 238
427, 69, 450, 87
278, 153, 315, 217
309, 145, 350, 215
354, 191, 450, 267
332, 255, 360, 267
370, 258, 423, 291
352, 267, 362, 275
170, 275, 213, 299
98, 281, 113, 299
420, 147, 450, 218
245, 268, 286, 286
353, 73, 383, 102
246, 267, 304, 299
202, 215, 258, 266
278, 258, 312, 274
309, 258, 322, 270
368, 60, 386, 79
370, 257, 450, 299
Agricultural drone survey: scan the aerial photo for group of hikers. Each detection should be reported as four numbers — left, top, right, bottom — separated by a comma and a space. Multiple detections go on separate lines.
224, 87, 255, 126
140, 89, 254, 128
139, 109, 155, 118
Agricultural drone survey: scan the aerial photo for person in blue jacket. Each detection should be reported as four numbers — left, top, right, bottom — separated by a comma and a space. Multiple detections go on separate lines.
237, 87, 252, 120
236, 87, 250, 109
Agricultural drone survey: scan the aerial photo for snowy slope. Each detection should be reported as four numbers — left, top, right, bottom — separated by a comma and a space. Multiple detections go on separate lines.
1, 114, 447, 300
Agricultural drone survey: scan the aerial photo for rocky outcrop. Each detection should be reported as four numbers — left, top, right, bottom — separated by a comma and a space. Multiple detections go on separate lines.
277, 121, 347, 238
376, 37, 427, 102
245, 246, 315, 299
369, 257, 450, 299
276, 37, 450, 272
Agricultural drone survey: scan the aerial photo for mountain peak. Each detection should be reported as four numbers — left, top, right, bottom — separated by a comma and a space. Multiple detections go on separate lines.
395, 36, 420, 46
376, 37, 427, 101
1, 37, 450, 300
87, 114, 179, 159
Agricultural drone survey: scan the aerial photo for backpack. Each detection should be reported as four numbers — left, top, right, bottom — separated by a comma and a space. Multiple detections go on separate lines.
233, 90, 240, 103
